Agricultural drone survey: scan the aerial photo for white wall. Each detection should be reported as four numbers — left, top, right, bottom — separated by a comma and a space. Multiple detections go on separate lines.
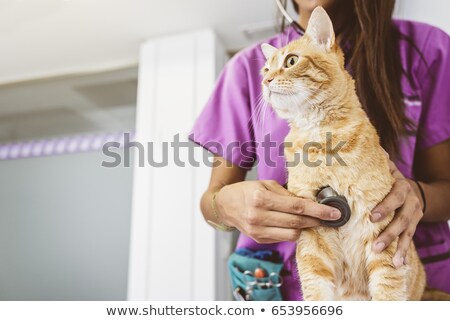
0, 151, 132, 300
396, 0, 450, 33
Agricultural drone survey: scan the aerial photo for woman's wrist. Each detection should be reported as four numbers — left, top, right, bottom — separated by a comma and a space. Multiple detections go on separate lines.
207, 187, 235, 232
414, 180, 427, 213
408, 179, 426, 215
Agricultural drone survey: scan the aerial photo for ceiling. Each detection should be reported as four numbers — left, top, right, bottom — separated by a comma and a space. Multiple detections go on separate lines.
0, 0, 447, 144
0, 0, 448, 86
0, 0, 280, 85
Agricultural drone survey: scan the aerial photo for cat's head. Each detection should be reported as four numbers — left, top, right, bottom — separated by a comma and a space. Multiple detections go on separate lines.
261, 6, 347, 121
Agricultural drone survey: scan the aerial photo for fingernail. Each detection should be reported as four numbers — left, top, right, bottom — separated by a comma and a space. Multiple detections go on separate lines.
371, 212, 382, 222
373, 242, 385, 253
330, 210, 341, 219
393, 255, 405, 269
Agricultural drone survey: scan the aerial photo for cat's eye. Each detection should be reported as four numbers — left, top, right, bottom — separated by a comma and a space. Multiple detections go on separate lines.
284, 55, 299, 68
263, 67, 269, 74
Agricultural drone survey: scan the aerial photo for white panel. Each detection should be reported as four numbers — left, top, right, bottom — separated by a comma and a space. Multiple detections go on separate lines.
127, 42, 157, 300
128, 29, 224, 300
149, 35, 196, 300
192, 32, 217, 300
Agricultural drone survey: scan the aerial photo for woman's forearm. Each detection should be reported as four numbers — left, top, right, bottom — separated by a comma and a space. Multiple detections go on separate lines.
200, 156, 247, 227
413, 180, 450, 222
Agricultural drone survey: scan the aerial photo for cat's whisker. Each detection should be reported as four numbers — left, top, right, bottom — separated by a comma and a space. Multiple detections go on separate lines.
255, 90, 274, 134
291, 85, 323, 109
254, 94, 266, 118
261, 103, 268, 133
302, 87, 322, 95
298, 91, 320, 110
258, 100, 270, 133
250, 93, 269, 133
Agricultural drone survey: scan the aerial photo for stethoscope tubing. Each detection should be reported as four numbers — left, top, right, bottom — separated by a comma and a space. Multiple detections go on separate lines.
275, 0, 304, 35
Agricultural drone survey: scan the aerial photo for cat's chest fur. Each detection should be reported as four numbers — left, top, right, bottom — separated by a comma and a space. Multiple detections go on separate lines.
291, 110, 324, 143
335, 213, 373, 299
284, 115, 392, 206
286, 120, 394, 300
284, 125, 356, 189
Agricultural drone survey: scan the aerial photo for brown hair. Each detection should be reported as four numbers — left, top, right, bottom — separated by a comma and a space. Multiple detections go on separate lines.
284, 0, 418, 157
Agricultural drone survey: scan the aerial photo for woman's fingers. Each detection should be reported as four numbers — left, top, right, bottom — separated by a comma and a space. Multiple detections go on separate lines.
241, 181, 330, 243
373, 204, 414, 253
369, 159, 423, 268
371, 160, 408, 222
246, 209, 321, 230
393, 227, 416, 267
373, 204, 413, 253
262, 180, 294, 196
250, 189, 341, 221
371, 178, 410, 222
389, 160, 405, 179
373, 194, 422, 267
372, 213, 404, 254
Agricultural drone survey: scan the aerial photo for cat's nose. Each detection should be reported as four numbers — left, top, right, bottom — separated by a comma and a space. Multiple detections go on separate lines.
264, 78, 274, 85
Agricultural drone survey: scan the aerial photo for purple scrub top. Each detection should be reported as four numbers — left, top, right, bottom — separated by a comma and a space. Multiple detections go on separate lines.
190, 20, 450, 300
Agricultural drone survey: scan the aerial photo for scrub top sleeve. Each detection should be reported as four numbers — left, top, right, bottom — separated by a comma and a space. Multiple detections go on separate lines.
416, 27, 450, 150
189, 54, 256, 169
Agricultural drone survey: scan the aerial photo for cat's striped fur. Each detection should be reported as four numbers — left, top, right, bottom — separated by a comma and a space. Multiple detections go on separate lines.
261, 7, 426, 300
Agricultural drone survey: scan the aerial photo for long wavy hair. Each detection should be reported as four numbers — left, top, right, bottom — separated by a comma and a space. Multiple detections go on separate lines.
281, 0, 421, 157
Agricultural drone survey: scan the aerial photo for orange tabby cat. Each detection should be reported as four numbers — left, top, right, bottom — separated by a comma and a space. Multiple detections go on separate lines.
261, 7, 425, 300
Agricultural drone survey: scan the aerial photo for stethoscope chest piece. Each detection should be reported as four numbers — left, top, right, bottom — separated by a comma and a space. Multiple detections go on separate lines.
317, 187, 351, 228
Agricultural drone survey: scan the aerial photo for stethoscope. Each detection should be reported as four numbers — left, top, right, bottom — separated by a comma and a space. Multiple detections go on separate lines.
317, 187, 351, 228
281, 185, 352, 228
275, 0, 352, 227
275, 0, 304, 35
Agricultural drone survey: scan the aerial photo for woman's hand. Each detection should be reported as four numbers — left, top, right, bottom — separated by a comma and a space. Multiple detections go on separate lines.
215, 180, 342, 244
370, 160, 424, 268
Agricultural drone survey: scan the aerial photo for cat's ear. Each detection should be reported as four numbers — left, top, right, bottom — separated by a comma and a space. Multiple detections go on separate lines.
305, 6, 335, 51
261, 43, 277, 60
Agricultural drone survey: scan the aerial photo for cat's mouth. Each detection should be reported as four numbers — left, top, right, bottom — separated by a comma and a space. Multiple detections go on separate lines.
263, 81, 298, 97
268, 88, 296, 96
